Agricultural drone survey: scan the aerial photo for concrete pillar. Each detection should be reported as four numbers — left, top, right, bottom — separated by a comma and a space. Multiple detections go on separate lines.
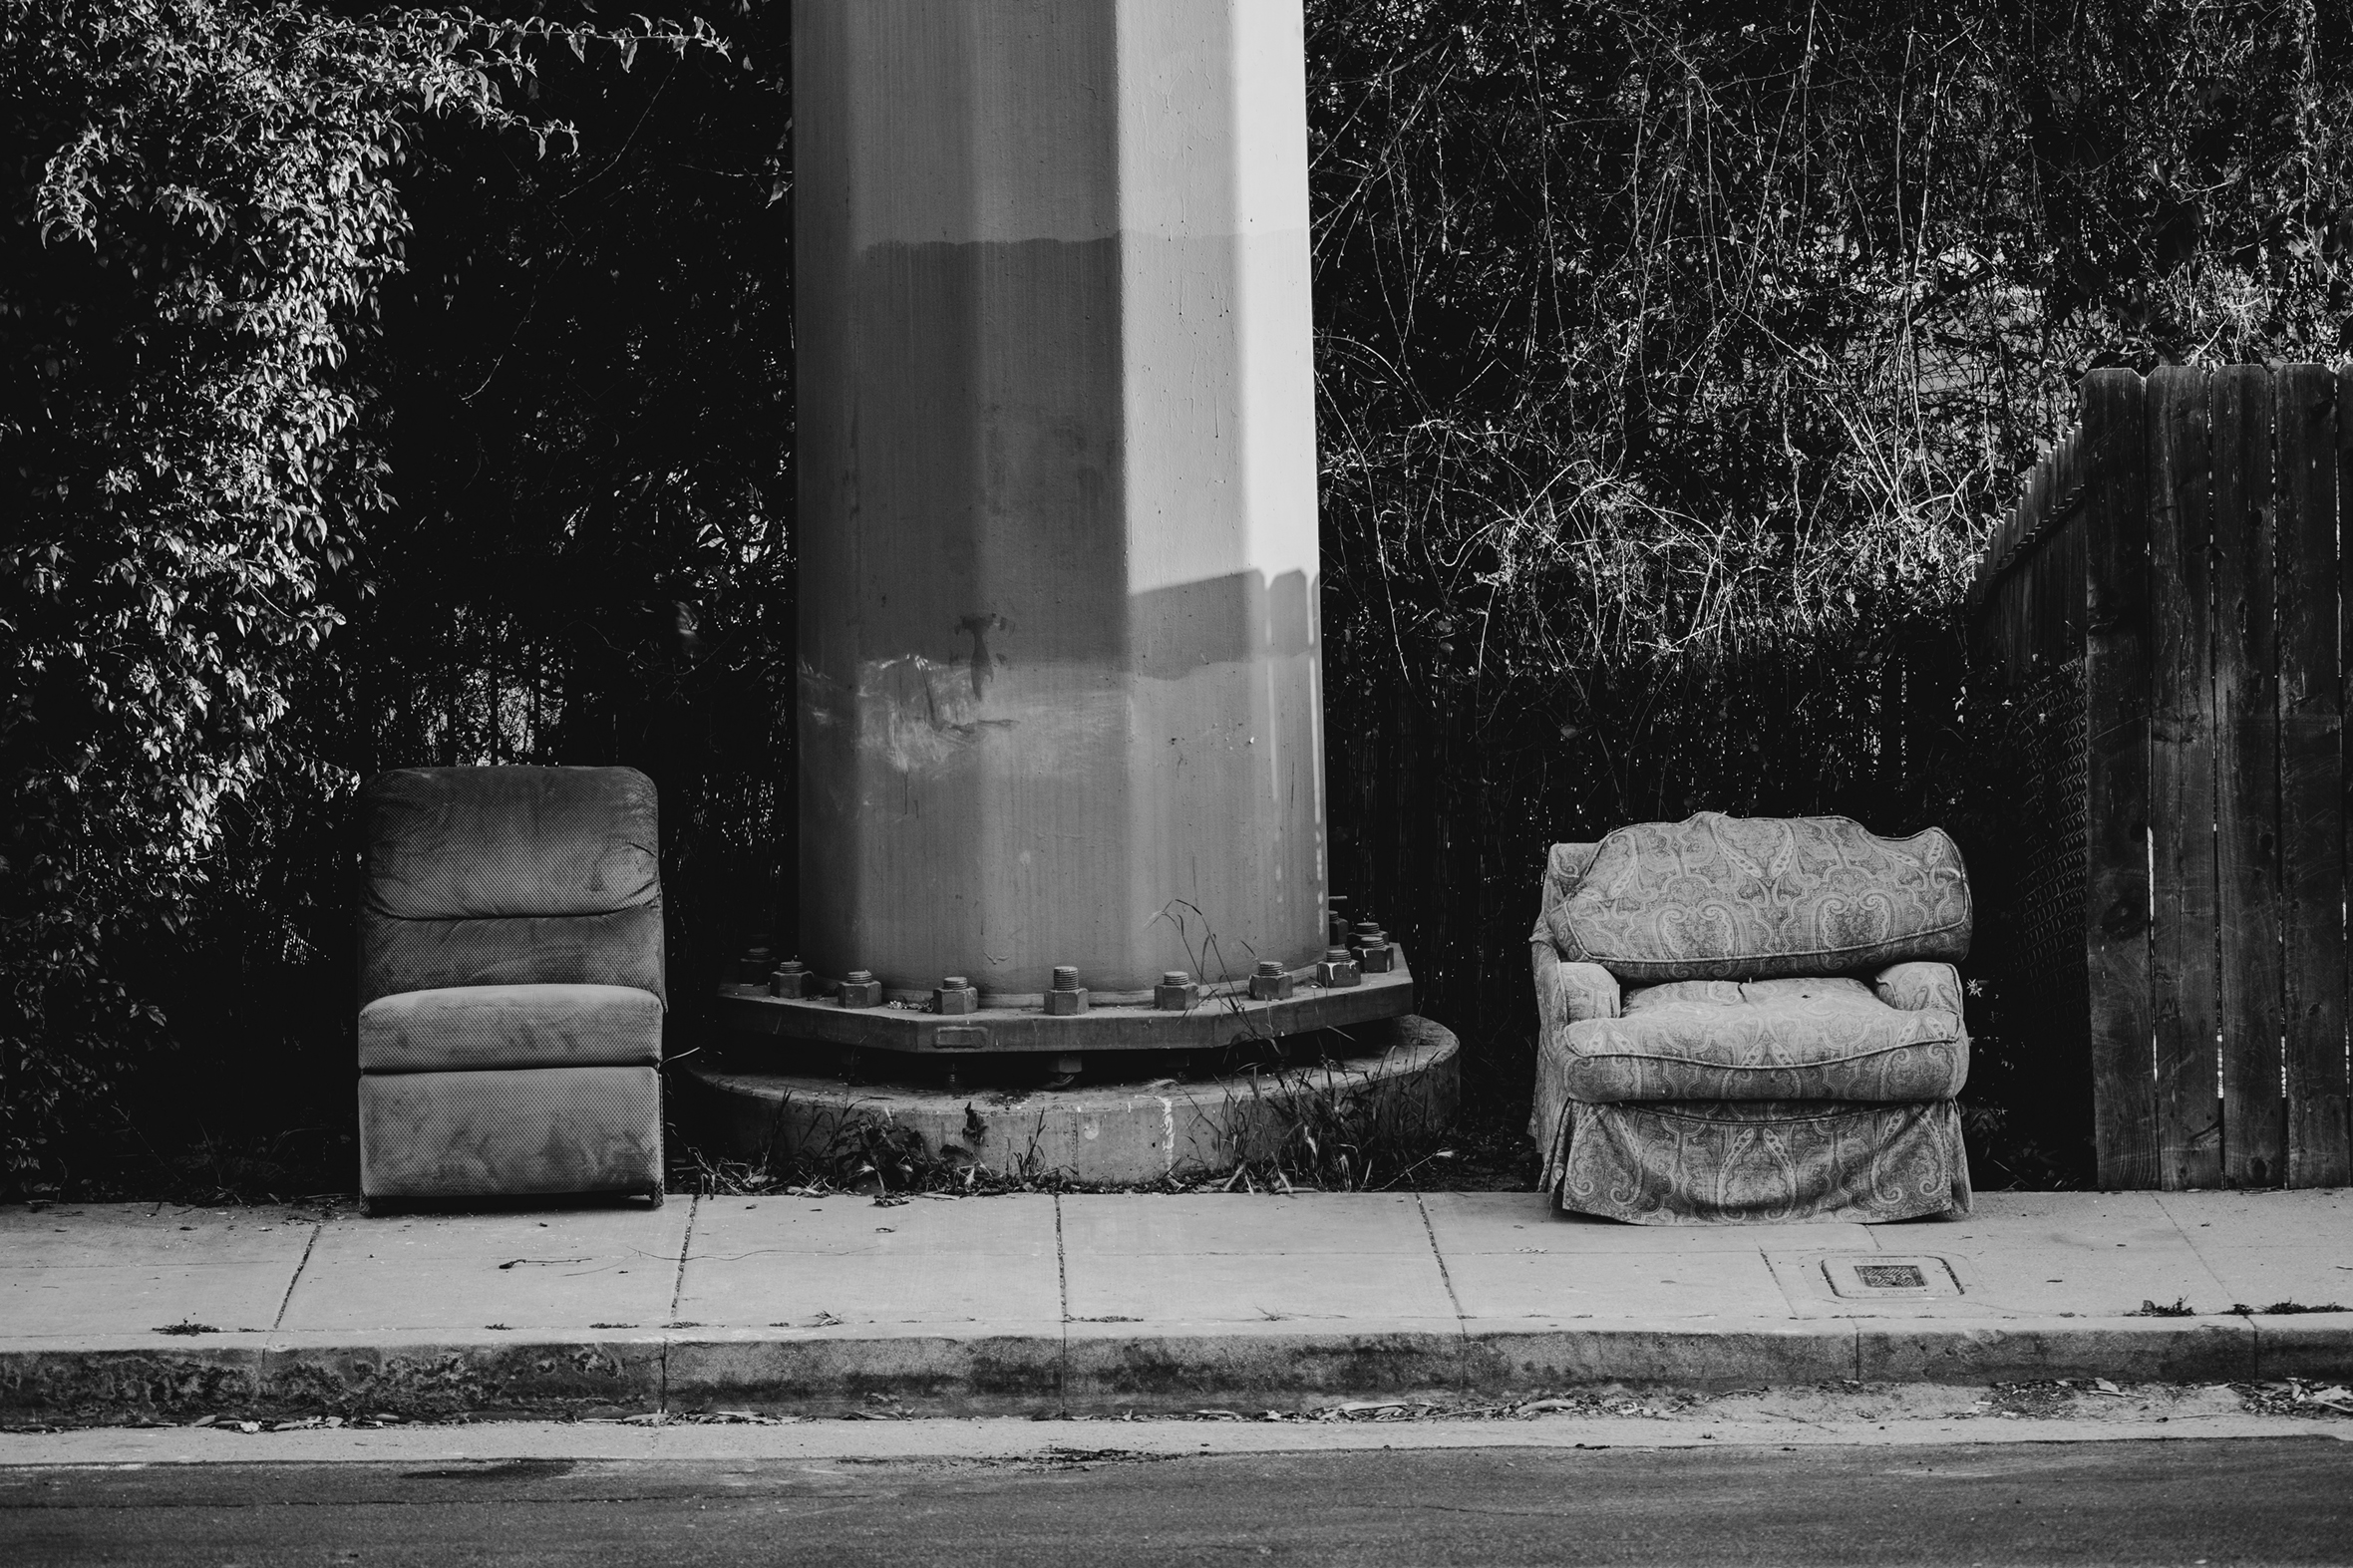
795, 0, 1325, 1002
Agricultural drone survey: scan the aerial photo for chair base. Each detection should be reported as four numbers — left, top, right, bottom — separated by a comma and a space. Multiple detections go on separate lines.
359, 1065, 664, 1202
1541, 1097, 1970, 1225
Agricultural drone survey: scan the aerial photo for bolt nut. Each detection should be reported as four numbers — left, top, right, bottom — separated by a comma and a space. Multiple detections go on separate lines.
769, 959, 812, 999
839, 970, 883, 1008
934, 977, 979, 1016
1045, 966, 1089, 1014
1155, 971, 1200, 1011
1358, 938, 1396, 974
1247, 962, 1295, 1002
1315, 946, 1362, 989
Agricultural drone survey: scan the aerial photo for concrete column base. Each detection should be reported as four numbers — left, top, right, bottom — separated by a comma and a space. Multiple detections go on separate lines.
677, 1016, 1459, 1188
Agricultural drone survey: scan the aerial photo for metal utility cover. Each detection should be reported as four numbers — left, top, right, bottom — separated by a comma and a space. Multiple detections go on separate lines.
1820, 1254, 1963, 1299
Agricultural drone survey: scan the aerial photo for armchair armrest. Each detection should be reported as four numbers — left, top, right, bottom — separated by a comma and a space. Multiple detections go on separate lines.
1532, 938, 1620, 1034
1872, 960, 1963, 1020
1556, 960, 1621, 1023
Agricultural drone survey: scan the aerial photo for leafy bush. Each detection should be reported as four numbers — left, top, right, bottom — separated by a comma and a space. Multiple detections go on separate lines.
0, 0, 720, 1186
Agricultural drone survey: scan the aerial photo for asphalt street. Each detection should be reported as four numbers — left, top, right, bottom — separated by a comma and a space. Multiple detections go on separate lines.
5, 1435, 2349, 1566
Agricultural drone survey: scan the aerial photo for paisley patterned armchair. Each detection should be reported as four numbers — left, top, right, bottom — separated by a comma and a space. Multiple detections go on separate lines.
1528, 812, 1973, 1224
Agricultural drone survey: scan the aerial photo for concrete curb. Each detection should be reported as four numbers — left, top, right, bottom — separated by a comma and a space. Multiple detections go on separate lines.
6, 1315, 2347, 1424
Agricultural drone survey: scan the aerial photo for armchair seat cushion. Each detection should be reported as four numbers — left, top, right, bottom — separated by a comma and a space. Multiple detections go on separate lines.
1558, 976, 1966, 1102
359, 983, 662, 1074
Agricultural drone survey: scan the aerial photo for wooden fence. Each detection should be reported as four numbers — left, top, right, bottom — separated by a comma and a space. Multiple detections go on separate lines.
1970, 365, 2353, 1190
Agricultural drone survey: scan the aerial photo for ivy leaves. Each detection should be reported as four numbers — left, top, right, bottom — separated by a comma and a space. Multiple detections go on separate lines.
0, 0, 721, 1177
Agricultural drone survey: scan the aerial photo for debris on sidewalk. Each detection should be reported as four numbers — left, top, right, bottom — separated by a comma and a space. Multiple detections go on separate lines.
2236, 1380, 2353, 1418
1169, 1390, 1691, 1424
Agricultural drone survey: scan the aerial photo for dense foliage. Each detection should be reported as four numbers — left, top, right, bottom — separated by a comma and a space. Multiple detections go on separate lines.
1306, 0, 2351, 1180
2, 0, 2345, 1194
0, 0, 736, 1187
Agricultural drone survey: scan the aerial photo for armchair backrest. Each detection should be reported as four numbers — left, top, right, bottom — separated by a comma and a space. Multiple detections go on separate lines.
1536, 811, 1969, 983
358, 767, 665, 1007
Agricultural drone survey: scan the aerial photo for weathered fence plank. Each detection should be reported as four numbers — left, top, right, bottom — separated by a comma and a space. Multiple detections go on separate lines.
2082, 369, 2160, 1189
2210, 366, 2287, 1187
1973, 365, 2353, 1188
2336, 363, 2353, 1178
2146, 365, 2221, 1190
2277, 365, 2351, 1187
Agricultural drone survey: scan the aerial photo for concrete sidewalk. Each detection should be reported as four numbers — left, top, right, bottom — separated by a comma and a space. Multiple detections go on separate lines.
2, 1189, 2349, 1424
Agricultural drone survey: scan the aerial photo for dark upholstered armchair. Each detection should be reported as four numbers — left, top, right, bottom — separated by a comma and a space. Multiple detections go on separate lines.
1529, 812, 1973, 1224
357, 767, 666, 1205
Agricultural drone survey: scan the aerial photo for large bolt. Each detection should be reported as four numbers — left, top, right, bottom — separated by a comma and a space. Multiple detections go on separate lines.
839, 969, 883, 1008
1327, 895, 1352, 948
769, 958, 812, 1000
934, 976, 979, 1016
1247, 960, 1295, 1002
1155, 970, 1200, 1012
1045, 965, 1089, 1016
1314, 945, 1362, 989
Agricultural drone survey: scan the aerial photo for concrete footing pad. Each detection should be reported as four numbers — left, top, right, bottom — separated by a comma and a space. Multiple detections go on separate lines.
678, 1015, 1460, 1186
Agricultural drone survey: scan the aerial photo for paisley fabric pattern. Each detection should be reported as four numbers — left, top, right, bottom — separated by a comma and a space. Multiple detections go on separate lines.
1528, 846, 1618, 1153
1536, 841, 1602, 958
1526, 820, 1974, 1224
1539, 1096, 1971, 1225
1554, 961, 1622, 1026
1559, 975, 1967, 1102
1872, 959, 1965, 1017
1558, 812, 1970, 981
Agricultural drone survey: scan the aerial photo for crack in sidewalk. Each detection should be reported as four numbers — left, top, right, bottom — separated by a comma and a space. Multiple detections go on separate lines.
1054, 1192, 1071, 1416
660, 1194, 701, 1415
270, 1218, 324, 1333
1415, 1193, 1469, 1331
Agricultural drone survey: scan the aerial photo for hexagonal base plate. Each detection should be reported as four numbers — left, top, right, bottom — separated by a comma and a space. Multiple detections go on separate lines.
715, 957, 1414, 1055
